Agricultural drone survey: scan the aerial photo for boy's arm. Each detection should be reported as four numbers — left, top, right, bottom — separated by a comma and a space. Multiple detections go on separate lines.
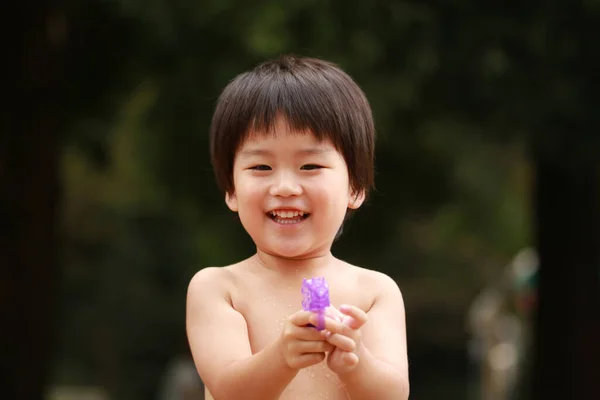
186, 267, 297, 400
339, 272, 410, 400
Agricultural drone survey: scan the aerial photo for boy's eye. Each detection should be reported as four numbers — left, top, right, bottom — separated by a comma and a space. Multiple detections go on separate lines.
300, 164, 323, 170
250, 165, 271, 171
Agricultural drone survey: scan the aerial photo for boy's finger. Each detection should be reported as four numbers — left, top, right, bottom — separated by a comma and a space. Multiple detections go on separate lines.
325, 332, 356, 352
294, 325, 329, 341
309, 315, 352, 337
339, 304, 368, 329
288, 310, 315, 326
294, 339, 334, 354
325, 306, 344, 321
343, 351, 359, 366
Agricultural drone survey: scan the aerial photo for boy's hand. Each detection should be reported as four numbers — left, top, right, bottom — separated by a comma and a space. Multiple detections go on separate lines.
310, 304, 368, 376
280, 310, 334, 370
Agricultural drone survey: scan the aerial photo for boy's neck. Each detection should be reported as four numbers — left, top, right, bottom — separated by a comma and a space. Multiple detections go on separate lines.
251, 249, 336, 278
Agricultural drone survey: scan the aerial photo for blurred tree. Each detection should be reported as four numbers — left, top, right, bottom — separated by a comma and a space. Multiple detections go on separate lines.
3, 1, 66, 399
525, 5, 600, 399
4, 1, 140, 398
413, 2, 600, 397
428, 2, 600, 397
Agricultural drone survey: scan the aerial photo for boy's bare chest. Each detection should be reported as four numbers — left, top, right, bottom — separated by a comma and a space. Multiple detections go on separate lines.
228, 274, 372, 399
233, 285, 354, 399
241, 286, 304, 349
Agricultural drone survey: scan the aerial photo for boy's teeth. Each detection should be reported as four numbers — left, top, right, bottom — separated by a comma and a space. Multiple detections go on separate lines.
270, 210, 305, 218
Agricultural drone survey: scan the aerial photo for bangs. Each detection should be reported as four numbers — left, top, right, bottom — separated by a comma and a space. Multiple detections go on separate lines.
220, 59, 366, 151
244, 72, 344, 143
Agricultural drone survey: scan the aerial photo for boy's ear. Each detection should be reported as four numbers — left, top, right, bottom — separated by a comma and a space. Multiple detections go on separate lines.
225, 191, 238, 212
348, 189, 365, 210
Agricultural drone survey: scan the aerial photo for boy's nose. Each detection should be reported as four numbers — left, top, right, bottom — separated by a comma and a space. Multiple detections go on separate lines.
269, 171, 302, 197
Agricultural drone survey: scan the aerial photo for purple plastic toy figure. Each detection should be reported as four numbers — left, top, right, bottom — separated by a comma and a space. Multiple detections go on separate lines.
301, 276, 330, 330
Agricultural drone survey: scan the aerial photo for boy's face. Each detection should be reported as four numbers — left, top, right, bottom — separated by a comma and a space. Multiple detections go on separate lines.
226, 116, 364, 259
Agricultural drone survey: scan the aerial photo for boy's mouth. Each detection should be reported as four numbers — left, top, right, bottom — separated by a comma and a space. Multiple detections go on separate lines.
267, 210, 310, 224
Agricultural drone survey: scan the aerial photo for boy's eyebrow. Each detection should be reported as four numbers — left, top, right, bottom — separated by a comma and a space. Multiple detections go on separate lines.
239, 147, 333, 157
239, 149, 272, 157
297, 147, 334, 155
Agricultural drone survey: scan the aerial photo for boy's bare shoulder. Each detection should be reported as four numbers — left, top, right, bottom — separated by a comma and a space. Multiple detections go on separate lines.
187, 264, 240, 300
344, 262, 402, 297
189, 266, 228, 288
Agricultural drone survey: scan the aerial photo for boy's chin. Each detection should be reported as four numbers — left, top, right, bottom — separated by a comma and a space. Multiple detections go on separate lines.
260, 243, 314, 260
269, 249, 309, 260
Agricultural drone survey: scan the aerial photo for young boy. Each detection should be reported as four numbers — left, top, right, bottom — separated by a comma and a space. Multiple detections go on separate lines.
186, 55, 409, 400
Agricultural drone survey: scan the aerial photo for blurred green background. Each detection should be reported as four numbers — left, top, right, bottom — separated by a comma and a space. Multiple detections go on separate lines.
6, 1, 599, 399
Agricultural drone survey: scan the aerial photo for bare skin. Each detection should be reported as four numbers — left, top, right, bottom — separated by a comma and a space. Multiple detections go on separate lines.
187, 252, 408, 400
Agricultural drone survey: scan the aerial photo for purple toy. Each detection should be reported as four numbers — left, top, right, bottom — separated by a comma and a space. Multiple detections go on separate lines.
301, 276, 330, 330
